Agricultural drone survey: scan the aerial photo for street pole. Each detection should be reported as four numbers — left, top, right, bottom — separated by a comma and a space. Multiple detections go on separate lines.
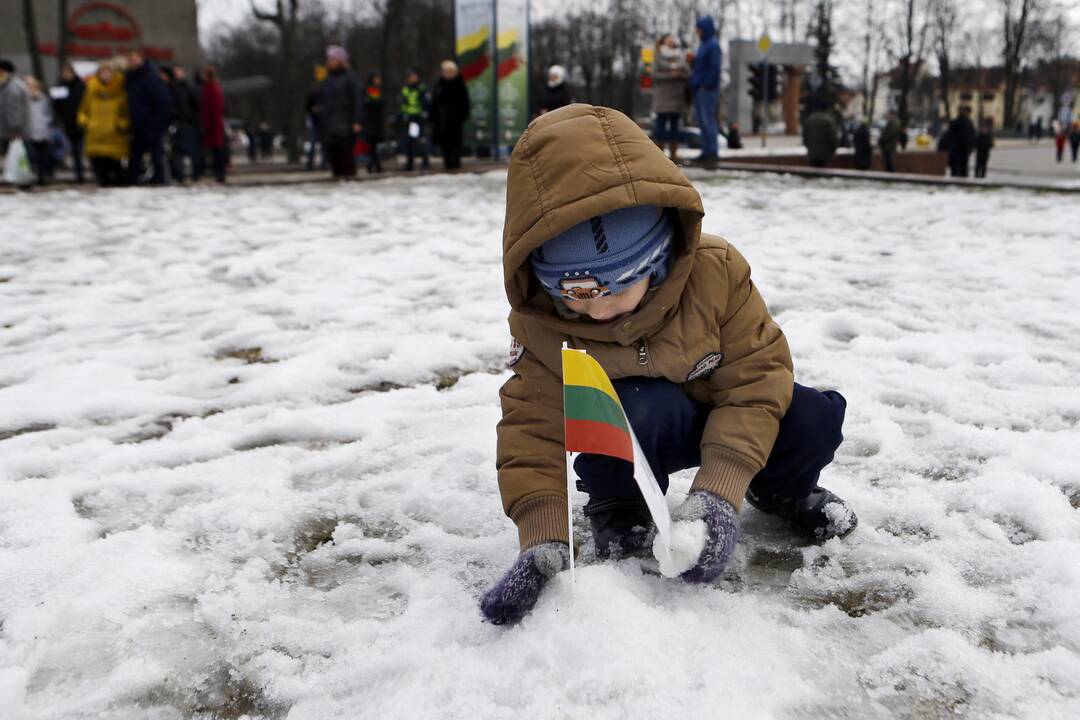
761, 57, 768, 148
758, 34, 771, 148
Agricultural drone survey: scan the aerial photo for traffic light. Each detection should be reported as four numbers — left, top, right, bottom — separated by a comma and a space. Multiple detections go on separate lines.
766, 64, 781, 101
747, 64, 763, 101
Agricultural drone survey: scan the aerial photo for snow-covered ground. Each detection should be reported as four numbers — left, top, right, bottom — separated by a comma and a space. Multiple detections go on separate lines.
2, 172, 1079, 719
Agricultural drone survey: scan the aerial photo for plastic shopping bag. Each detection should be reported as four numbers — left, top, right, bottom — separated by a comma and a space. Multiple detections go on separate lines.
3, 138, 33, 186
408, 121, 420, 139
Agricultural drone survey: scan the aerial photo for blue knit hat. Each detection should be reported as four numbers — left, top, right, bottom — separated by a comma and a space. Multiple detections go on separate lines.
530, 205, 674, 302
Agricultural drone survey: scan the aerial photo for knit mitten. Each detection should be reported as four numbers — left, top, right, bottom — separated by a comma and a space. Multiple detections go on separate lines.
671, 491, 739, 583
479, 542, 570, 625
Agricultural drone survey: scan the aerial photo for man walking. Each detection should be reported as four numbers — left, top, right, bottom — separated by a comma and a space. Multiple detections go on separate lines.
974, 118, 994, 179
853, 118, 872, 170
688, 16, 721, 166
169, 67, 201, 182
54, 61, 86, 183
943, 106, 976, 178
803, 106, 838, 168
316, 46, 363, 178
879, 111, 900, 173
125, 51, 173, 185
0, 59, 29, 157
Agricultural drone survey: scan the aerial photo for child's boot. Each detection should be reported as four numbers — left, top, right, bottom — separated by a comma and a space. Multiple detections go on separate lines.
582, 496, 654, 559
746, 486, 857, 541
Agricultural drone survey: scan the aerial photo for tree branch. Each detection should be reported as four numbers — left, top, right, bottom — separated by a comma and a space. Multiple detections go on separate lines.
251, 0, 283, 26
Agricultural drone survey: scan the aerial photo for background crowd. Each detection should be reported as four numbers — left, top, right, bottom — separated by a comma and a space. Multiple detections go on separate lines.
303, 46, 472, 178
0, 54, 227, 188
4, 0, 1079, 189
797, 100, 1079, 177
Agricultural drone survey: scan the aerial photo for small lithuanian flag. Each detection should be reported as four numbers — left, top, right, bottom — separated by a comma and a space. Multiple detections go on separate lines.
562, 346, 633, 463
560, 345, 672, 582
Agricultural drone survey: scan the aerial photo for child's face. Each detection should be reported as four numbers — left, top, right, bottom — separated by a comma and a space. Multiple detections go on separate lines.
563, 276, 650, 322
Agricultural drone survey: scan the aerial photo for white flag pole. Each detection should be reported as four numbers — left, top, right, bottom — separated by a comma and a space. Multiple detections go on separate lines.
566, 451, 576, 596
562, 341, 577, 599
629, 425, 672, 564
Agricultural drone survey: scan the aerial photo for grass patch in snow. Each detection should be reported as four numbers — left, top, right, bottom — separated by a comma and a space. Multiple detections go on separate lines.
0, 422, 56, 441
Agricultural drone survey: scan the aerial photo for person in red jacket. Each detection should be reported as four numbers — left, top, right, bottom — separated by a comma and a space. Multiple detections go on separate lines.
200, 65, 227, 182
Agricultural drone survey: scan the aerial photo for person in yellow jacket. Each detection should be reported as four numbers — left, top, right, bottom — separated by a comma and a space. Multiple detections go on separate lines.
78, 61, 129, 186
481, 104, 858, 625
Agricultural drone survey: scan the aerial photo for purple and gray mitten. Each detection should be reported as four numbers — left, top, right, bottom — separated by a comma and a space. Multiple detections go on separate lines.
672, 491, 740, 583
479, 542, 570, 625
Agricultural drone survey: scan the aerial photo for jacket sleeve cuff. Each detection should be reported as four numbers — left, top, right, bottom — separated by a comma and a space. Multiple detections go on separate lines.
510, 494, 569, 550
690, 445, 759, 511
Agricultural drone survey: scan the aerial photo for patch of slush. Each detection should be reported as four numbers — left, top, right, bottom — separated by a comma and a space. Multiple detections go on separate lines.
2, 172, 1079, 718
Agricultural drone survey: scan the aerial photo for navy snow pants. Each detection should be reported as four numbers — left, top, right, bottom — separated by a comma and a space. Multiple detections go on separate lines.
129, 131, 167, 185
574, 379, 846, 517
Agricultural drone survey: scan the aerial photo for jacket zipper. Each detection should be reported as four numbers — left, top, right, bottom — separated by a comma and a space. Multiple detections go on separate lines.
637, 338, 649, 367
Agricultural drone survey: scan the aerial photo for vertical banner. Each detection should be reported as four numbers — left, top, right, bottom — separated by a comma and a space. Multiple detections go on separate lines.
455, 0, 496, 156
495, 0, 529, 157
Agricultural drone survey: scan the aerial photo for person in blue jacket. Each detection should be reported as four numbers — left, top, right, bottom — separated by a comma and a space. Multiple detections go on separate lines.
688, 16, 722, 165
124, 51, 173, 185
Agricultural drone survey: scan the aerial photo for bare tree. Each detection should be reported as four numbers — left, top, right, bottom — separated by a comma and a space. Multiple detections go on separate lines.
1001, 0, 1038, 130
57, 0, 71, 75
252, 0, 302, 163
210, 0, 452, 155
859, 0, 887, 121
962, 23, 992, 125
888, 0, 930, 127
805, 0, 841, 114
21, 0, 45, 81
371, 0, 409, 90
1033, 11, 1074, 118
931, 0, 958, 120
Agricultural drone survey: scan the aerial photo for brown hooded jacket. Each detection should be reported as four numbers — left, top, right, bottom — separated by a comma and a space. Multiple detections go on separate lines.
498, 104, 794, 550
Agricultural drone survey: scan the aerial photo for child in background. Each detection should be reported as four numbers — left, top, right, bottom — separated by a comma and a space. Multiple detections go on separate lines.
24, 76, 53, 185
974, 119, 995, 179
399, 68, 429, 171
481, 104, 858, 625
362, 73, 385, 174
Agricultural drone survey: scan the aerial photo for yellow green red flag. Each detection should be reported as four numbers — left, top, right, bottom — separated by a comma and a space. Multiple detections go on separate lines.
561, 347, 633, 463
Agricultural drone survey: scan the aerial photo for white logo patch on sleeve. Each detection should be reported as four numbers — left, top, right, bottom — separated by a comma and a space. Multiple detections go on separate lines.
508, 338, 525, 368
687, 352, 723, 381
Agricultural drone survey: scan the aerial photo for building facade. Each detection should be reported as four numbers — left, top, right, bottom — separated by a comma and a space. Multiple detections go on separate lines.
0, 0, 199, 79
940, 66, 1079, 132
943, 70, 1009, 129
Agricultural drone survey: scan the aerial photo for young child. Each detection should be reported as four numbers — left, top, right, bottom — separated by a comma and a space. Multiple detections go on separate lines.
481, 104, 857, 625
24, 76, 54, 185
974, 119, 994, 179
399, 69, 429, 171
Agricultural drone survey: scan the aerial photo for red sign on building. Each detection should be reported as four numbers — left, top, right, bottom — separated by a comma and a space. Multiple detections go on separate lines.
38, 1, 175, 61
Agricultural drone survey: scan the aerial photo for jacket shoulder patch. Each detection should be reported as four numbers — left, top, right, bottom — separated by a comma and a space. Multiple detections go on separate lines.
687, 352, 723, 381
508, 338, 526, 368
